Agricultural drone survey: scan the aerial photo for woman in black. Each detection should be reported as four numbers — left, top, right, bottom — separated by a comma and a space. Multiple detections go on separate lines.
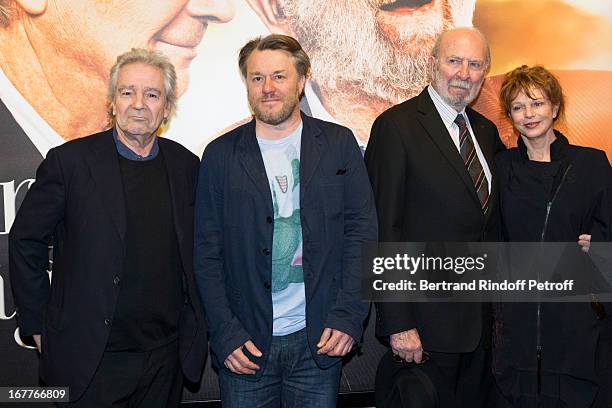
493, 65, 612, 407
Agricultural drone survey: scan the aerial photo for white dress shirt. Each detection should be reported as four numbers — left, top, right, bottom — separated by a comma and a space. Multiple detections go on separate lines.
427, 84, 492, 192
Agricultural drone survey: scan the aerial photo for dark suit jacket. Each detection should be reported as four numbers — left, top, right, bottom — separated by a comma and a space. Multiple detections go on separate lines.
195, 113, 377, 378
9, 129, 207, 401
365, 88, 506, 353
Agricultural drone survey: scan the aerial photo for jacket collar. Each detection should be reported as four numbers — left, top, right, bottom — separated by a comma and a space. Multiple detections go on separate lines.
416, 88, 483, 210
236, 112, 323, 203
86, 128, 127, 244
85, 129, 185, 251
517, 129, 569, 162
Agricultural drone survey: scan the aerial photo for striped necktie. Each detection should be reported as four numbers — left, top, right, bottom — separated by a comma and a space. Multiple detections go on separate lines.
455, 114, 489, 212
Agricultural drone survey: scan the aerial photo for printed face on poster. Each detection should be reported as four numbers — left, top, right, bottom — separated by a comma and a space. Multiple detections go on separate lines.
0, 0, 610, 158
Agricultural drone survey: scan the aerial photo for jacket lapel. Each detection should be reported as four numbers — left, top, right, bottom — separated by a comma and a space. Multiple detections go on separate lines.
299, 113, 323, 192
159, 139, 185, 254
86, 128, 126, 244
237, 120, 274, 209
416, 90, 481, 208
235, 114, 321, 208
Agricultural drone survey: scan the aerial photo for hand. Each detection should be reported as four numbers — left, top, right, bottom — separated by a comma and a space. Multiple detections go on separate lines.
578, 234, 591, 253
317, 328, 355, 357
390, 328, 423, 363
33, 334, 41, 353
224, 340, 262, 375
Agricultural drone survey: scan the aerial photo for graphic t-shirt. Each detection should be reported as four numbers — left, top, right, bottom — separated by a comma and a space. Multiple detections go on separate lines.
257, 122, 306, 336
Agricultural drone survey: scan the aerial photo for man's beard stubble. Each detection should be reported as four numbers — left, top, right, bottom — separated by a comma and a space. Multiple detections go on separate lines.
278, 0, 455, 105
252, 101, 297, 126
250, 93, 300, 126
430, 61, 484, 110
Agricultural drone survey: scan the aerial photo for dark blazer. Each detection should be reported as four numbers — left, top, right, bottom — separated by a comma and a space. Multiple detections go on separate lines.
365, 88, 506, 353
195, 113, 377, 378
9, 129, 207, 401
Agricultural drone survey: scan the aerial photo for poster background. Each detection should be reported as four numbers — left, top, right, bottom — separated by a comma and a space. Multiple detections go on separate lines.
1, 0, 611, 402
162, 0, 612, 157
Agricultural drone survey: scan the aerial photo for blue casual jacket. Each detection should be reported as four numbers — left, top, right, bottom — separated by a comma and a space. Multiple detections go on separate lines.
194, 113, 377, 377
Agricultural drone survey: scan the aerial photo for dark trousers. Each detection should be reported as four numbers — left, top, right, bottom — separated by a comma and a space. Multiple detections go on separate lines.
428, 335, 497, 408
67, 340, 182, 408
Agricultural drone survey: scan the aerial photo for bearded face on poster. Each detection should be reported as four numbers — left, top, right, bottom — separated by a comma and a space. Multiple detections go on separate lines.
1, 0, 610, 156
247, 0, 476, 144
246, 0, 611, 157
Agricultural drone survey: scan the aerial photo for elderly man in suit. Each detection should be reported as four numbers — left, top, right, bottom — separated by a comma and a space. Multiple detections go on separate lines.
195, 34, 377, 407
365, 27, 506, 407
9, 48, 206, 406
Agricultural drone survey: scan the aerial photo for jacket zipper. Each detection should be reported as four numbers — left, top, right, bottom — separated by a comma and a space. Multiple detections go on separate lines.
536, 164, 572, 396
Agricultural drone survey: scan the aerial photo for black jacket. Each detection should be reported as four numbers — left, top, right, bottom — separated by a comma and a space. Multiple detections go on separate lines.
9, 129, 207, 401
493, 132, 612, 407
365, 88, 506, 353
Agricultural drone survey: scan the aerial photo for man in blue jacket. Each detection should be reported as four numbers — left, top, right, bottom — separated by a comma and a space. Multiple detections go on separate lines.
194, 34, 377, 407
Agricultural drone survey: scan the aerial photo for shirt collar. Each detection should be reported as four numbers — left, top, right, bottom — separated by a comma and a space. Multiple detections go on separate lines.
113, 127, 159, 161
256, 120, 303, 146
427, 84, 468, 128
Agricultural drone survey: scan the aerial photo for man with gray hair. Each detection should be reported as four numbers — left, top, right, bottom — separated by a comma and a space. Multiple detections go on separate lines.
195, 34, 377, 407
0, 1, 233, 390
9, 48, 206, 406
365, 27, 505, 407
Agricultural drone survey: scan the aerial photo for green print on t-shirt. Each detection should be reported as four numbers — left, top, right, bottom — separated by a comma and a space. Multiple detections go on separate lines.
271, 157, 303, 293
